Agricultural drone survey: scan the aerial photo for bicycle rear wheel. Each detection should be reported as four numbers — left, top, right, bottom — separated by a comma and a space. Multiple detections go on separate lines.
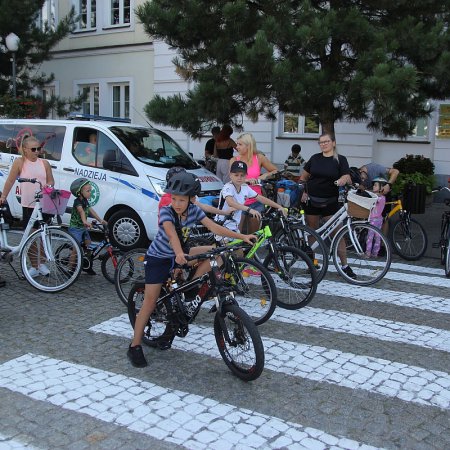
127, 283, 172, 346
263, 245, 317, 310
333, 222, 391, 285
214, 303, 264, 381
274, 223, 329, 283
389, 215, 427, 260
20, 227, 82, 292
115, 247, 147, 306
226, 256, 277, 325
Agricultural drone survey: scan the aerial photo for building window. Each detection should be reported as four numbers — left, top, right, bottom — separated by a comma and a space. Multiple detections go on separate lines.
412, 117, 429, 139
79, 0, 96, 30
110, 0, 131, 26
38, 0, 57, 31
282, 113, 320, 135
112, 84, 130, 118
437, 104, 450, 139
80, 85, 99, 115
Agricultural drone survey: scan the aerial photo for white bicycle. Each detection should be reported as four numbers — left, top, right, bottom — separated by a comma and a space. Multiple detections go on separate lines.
0, 178, 82, 292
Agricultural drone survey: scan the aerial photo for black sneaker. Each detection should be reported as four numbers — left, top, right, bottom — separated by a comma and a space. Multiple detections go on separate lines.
127, 344, 147, 367
342, 265, 357, 279
84, 268, 97, 275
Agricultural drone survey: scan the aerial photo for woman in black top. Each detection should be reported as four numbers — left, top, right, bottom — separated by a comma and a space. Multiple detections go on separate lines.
300, 133, 355, 278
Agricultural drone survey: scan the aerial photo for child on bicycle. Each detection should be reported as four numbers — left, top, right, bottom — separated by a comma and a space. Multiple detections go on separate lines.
128, 171, 256, 368
365, 177, 387, 258
215, 160, 287, 235
68, 178, 107, 274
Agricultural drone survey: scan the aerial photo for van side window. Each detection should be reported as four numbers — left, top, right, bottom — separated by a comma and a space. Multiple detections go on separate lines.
0, 125, 64, 160
73, 128, 97, 167
0, 125, 18, 156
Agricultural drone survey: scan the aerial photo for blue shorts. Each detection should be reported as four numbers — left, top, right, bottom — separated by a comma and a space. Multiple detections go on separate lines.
68, 227, 91, 244
144, 254, 174, 284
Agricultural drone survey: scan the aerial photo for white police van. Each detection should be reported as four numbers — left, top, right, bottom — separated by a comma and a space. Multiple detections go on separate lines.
0, 115, 223, 249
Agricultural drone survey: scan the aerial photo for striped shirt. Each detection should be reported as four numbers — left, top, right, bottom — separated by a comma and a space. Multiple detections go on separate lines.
148, 204, 206, 259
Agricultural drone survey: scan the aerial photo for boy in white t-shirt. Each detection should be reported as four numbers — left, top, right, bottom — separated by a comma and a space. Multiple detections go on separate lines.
216, 160, 286, 234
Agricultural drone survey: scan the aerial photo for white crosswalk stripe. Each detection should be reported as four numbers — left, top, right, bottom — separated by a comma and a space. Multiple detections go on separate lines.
0, 354, 381, 450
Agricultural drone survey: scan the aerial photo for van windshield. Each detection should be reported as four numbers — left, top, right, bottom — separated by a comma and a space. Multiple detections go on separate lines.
110, 126, 199, 169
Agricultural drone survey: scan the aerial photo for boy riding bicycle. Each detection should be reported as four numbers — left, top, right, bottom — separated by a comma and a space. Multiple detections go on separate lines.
128, 172, 256, 368
68, 178, 107, 274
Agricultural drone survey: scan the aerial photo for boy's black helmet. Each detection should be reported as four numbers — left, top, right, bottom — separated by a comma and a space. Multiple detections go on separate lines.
164, 172, 201, 197
166, 166, 186, 182
70, 178, 90, 196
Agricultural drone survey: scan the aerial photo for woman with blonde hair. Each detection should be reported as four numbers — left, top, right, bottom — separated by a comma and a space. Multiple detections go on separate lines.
0, 135, 55, 277
230, 132, 278, 211
213, 124, 236, 183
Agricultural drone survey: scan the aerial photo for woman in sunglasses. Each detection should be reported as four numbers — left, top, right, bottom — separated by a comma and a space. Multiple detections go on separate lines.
0, 136, 55, 233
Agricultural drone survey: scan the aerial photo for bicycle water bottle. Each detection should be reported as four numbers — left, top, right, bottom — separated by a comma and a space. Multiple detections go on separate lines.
338, 186, 345, 203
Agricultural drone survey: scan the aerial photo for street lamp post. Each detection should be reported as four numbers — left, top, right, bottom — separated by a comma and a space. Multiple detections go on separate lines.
5, 33, 20, 98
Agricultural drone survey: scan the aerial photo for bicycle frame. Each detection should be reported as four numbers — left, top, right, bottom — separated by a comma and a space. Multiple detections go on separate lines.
0, 198, 53, 259
385, 199, 403, 221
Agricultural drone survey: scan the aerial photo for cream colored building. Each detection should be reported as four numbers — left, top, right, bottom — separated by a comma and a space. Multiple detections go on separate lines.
39, 1, 450, 181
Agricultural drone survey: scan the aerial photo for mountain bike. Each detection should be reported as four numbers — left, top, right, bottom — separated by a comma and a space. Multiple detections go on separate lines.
224, 208, 318, 310
127, 245, 265, 381
384, 198, 427, 260
0, 178, 82, 292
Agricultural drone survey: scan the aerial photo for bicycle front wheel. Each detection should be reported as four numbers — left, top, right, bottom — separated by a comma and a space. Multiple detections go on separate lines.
226, 257, 277, 325
389, 215, 427, 260
274, 223, 329, 283
263, 245, 317, 310
214, 303, 264, 381
100, 249, 121, 283
445, 238, 450, 278
333, 222, 391, 285
115, 247, 147, 306
20, 227, 82, 292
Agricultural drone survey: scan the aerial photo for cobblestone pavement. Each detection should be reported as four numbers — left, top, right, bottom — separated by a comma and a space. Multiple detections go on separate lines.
0, 240, 449, 449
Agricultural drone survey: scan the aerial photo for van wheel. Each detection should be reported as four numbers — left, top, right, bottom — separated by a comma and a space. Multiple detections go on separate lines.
109, 210, 149, 251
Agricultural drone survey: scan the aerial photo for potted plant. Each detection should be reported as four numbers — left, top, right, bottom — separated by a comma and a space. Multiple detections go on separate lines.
392, 154, 436, 212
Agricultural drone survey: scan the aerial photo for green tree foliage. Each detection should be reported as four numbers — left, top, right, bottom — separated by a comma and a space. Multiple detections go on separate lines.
137, 0, 450, 138
0, 0, 82, 117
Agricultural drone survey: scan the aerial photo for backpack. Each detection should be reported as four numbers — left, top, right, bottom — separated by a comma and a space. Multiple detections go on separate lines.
276, 180, 301, 207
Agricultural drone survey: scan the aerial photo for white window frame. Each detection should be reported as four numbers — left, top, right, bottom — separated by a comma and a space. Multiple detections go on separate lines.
41, 82, 59, 119
38, 0, 57, 31
76, 0, 97, 31
74, 78, 133, 120
111, 83, 130, 118
79, 84, 99, 115
108, 0, 131, 27
280, 113, 321, 137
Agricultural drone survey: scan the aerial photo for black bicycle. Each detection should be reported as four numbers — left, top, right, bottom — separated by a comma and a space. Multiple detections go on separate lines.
127, 245, 265, 381
80, 221, 122, 283
432, 187, 450, 277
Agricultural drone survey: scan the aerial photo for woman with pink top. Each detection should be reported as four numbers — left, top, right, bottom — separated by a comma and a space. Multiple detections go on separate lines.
0, 136, 55, 278
229, 132, 278, 231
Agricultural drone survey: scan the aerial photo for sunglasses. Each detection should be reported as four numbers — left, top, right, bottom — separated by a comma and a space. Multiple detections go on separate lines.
26, 147, 42, 153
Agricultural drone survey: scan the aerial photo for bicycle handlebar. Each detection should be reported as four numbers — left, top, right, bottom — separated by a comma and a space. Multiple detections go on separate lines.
17, 177, 42, 188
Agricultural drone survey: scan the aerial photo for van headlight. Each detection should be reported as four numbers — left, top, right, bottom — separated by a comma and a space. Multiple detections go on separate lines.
148, 176, 166, 196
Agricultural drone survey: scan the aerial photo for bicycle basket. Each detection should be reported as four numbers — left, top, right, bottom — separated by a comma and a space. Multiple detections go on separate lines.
41, 188, 71, 215
346, 190, 378, 219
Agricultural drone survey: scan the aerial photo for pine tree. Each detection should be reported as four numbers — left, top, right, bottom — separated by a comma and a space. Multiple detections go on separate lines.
0, 0, 80, 116
137, 0, 450, 138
